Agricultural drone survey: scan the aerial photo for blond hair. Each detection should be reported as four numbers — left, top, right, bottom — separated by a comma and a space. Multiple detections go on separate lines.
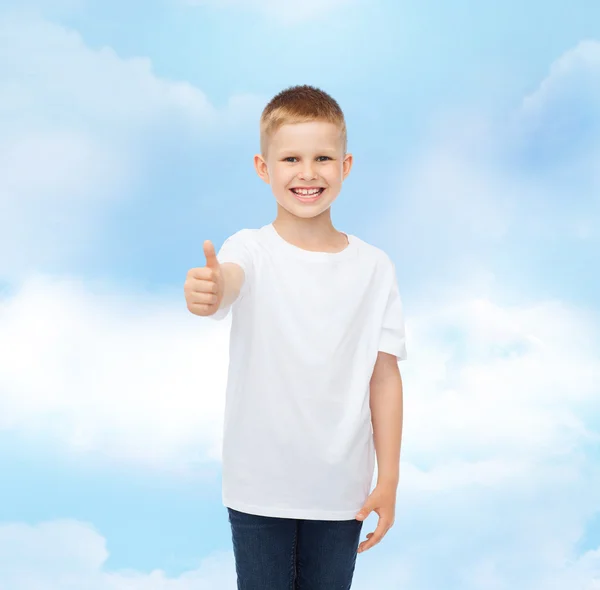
260, 85, 347, 156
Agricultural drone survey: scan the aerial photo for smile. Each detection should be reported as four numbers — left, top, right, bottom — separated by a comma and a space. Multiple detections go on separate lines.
290, 187, 325, 203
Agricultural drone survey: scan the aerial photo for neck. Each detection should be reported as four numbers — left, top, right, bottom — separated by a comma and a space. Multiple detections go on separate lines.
272, 206, 348, 251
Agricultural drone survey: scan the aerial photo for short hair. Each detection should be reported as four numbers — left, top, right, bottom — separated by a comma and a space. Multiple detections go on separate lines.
260, 85, 347, 156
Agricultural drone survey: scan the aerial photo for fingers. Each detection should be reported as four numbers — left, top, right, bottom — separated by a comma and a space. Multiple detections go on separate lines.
203, 240, 220, 269
187, 291, 219, 305
186, 268, 218, 290
357, 517, 392, 553
189, 277, 218, 294
188, 265, 215, 281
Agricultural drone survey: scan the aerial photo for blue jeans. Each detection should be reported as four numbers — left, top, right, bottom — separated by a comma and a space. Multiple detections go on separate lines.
228, 507, 364, 589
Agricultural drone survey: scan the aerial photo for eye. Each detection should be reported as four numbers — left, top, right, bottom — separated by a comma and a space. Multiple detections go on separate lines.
317, 156, 332, 162
283, 157, 298, 163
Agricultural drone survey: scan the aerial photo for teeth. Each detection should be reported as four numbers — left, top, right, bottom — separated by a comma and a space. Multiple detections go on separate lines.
293, 188, 322, 196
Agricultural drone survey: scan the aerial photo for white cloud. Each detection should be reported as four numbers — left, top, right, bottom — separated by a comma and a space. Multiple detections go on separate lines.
373, 38, 600, 292
402, 297, 599, 466
0, 520, 237, 590
1, 23, 600, 590
0, 13, 263, 283
514, 39, 600, 205
0, 273, 231, 473
0, 14, 215, 128
354, 293, 600, 589
186, 0, 358, 25
1, 514, 599, 590
1, 271, 599, 484
0, 231, 598, 584
520, 39, 600, 127
353, 38, 600, 588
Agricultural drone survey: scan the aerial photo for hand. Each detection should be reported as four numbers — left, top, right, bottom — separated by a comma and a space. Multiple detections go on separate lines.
355, 483, 397, 553
184, 240, 224, 316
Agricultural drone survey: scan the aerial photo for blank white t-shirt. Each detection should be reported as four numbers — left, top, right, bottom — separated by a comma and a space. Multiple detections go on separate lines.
210, 223, 407, 520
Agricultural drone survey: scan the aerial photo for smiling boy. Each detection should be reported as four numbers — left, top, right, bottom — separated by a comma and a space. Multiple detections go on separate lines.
184, 85, 407, 589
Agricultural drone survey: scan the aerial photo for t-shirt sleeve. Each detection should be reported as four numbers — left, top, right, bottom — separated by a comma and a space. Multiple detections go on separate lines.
378, 258, 408, 360
208, 229, 254, 321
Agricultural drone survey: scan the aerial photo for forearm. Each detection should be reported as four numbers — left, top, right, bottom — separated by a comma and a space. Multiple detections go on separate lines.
370, 361, 403, 486
218, 263, 245, 310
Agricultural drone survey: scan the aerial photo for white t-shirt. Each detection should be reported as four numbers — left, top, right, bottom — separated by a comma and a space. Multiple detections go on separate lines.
209, 223, 407, 520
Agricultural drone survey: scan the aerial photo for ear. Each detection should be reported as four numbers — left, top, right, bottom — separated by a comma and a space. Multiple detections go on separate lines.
254, 154, 270, 184
342, 152, 353, 180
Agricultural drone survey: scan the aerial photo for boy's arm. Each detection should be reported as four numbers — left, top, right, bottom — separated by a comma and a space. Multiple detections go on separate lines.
355, 351, 403, 553
369, 351, 404, 486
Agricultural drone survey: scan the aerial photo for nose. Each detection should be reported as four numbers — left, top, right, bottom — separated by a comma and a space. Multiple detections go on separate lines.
298, 162, 317, 181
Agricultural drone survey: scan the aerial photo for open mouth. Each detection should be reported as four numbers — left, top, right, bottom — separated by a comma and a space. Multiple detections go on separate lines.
290, 187, 325, 202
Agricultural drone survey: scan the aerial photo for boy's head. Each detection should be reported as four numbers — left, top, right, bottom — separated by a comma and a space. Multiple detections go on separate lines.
259, 85, 347, 156
254, 85, 353, 220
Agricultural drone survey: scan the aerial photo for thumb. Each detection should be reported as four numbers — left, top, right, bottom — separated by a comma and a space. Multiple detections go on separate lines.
203, 240, 220, 269
356, 501, 373, 521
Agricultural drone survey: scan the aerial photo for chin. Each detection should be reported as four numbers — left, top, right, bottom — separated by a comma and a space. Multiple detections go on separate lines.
275, 192, 337, 218
279, 201, 331, 219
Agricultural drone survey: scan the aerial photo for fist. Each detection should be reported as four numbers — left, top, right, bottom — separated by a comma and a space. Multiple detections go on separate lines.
184, 240, 224, 316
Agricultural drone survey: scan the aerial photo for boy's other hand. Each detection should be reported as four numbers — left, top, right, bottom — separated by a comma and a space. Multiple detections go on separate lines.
355, 483, 397, 553
184, 240, 224, 316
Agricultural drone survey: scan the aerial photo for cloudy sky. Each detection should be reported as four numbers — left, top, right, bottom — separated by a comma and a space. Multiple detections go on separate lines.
1, 0, 599, 588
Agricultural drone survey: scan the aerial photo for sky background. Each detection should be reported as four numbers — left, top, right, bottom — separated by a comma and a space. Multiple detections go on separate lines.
0, 0, 599, 588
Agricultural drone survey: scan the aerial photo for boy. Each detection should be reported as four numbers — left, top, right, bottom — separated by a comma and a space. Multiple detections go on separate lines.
184, 85, 406, 589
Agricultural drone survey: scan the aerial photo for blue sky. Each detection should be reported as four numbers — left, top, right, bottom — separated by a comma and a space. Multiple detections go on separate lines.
0, 0, 599, 588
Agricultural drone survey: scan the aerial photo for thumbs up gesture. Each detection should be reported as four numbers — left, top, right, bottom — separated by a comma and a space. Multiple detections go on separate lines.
184, 240, 225, 316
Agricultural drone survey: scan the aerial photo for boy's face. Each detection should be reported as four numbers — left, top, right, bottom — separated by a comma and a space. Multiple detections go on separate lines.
254, 121, 353, 220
